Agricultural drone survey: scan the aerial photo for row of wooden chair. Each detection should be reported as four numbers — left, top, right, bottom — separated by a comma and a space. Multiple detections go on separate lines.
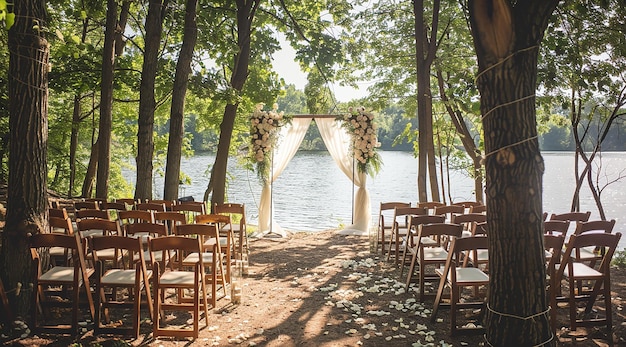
32, 200, 250, 338
378, 202, 621, 335
377, 201, 486, 261
32, 218, 230, 338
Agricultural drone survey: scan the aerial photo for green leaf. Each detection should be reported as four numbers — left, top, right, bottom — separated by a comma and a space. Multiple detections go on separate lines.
70, 34, 80, 44
0, 0, 6, 11
6, 12, 14, 29
80, 10, 87, 20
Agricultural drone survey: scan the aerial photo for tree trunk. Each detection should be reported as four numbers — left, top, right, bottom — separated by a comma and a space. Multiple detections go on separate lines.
436, 69, 484, 203
164, 0, 198, 201
207, 0, 258, 207
1, 0, 49, 318
96, 0, 118, 200
81, 138, 98, 198
469, 1, 558, 345
413, 0, 440, 203
68, 95, 81, 197
136, 0, 166, 201
115, 1, 131, 57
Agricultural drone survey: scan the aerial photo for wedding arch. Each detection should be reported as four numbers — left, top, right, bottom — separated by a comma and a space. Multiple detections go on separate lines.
256, 114, 374, 237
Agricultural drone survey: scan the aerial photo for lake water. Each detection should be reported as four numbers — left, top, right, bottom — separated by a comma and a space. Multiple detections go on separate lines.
141, 151, 626, 239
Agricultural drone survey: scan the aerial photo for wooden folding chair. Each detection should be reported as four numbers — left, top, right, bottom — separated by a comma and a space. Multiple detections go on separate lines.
434, 204, 465, 222
101, 201, 129, 220
30, 233, 95, 335
154, 211, 187, 235
543, 220, 569, 236
551, 232, 621, 331
451, 213, 487, 238
431, 235, 489, 335
386, 206, 427, 264
76, 218, 123, 265
376, 202, 411, 256
48, 216, 75, 266
136, 202, 167, 212
148, 199, 176, 211
118, 209, 155, 226
406, 222, 463, 301
173, 201, 207, 224
469, 204, 486, 214
49, 207, 69, 219
125, 222, 169, 269
196, 213, 234, 283
399, 214, 446, 277
573, 219, 616, 267
150, 235, 205, 338
544, 233, 565, 331
416, 201, 446, 215
91, 235, 153, 337
114, 198, 138, 209
176, 224, 227, 308
74, 200, 100, 211
75, 208, 111, 221
213, 203, 249, 261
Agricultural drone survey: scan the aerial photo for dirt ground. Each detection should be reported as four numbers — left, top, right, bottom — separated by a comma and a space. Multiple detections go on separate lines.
2, 229, 625, 346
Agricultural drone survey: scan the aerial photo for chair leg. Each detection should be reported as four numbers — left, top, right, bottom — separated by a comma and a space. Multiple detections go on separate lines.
405, 249, 418, 291
431, 272, 447, 323
569, 278, 577, 330
133, 282, 141, 338
450, 284, 458, 336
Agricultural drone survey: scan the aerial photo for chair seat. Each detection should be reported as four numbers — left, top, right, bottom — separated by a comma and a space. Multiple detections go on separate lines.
39, 266, 75, 283
204, 237, 229, 248
101, 269, 152, 286
577, 247, 599, 261
80, 229, 103, 238
40, 266, 94, 285
453, 267, 489, 284
472, 249, 489, 261
183, 252, 216, 264
421, 247, 448, 261
420, 237, 437, 246
49, 247, 67, 257
88, 248, 120, 260
159, 270, 197, 286
563, 262, 603, 279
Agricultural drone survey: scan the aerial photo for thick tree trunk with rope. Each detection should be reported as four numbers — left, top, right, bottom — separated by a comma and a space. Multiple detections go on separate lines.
164, 0, 198, 201
468, 1, 558, 345
1, 0, 49, 318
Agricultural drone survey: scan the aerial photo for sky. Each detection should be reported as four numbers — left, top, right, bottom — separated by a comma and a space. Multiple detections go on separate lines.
271, 40, 370, 103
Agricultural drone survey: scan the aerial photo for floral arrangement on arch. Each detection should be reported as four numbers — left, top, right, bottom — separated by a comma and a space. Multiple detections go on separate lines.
248, 103, 291, 183
337, 106, 382, 176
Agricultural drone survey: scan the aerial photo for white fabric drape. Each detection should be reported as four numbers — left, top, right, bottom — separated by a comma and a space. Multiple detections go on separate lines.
316, 118, 371, 233
258, 118, 312, 236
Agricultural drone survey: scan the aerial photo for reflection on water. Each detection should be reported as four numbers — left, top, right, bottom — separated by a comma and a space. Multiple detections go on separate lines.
142, 151, 625, 240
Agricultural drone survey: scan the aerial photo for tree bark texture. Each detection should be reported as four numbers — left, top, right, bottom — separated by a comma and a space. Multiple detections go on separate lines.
1, 0, 49, 318
469, 0, 558, 345
208, 0, 258, 207
164, 0, 198, 201
136, 0, 166, 201
96, 0, 117, 199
